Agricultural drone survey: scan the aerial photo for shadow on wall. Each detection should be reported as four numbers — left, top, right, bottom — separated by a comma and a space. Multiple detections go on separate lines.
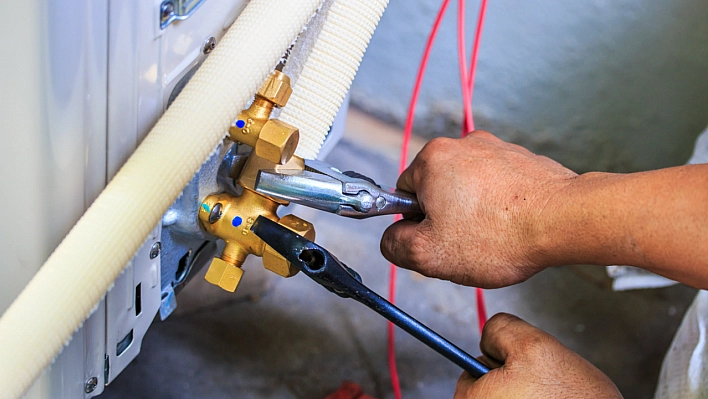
352, 0, 708, 173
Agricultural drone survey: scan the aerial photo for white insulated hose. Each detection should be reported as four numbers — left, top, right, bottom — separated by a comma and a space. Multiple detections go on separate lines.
0, 1, 322, 397
285, 0, 389, 159
0, 0, 389, 396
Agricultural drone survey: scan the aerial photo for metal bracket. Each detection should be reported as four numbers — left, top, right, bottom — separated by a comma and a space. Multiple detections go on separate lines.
160, 0, 207, 29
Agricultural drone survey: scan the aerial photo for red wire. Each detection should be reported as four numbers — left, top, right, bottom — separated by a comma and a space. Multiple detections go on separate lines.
461, 0, 490, 334
457, 0, 475, 135
388, 1, 450, 398
387, 0, 489, 395
464, 0, 488, 135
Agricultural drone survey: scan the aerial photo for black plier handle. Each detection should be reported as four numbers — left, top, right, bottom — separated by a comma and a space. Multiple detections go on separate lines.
250, 216, 490, 378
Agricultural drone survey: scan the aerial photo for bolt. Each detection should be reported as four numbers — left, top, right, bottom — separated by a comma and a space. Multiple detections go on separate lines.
160, 1, 174, 22
209, 203, 223, 224
375, 197, 387, 210
85, 377, 98, 393
203, 37, 217, 54
150, 242, 161, 259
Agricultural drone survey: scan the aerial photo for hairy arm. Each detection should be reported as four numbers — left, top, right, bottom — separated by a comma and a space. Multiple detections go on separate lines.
380, 132, 708, 289
539, 164, 708, 288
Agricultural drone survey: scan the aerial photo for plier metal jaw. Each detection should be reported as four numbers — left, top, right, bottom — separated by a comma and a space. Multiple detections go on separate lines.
254, 159, 420, 219
250, 216, 490, 378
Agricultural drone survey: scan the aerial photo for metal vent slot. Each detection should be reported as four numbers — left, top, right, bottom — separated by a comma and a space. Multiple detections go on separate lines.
116, 330, 134, 357
134, 284, 142, 316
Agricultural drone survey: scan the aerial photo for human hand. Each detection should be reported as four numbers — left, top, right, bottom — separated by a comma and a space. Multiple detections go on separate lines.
455, 313, 621, 399
380, 131, 577, 288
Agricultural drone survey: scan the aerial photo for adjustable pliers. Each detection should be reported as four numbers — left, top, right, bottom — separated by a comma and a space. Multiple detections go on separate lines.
250, 216, 490, 378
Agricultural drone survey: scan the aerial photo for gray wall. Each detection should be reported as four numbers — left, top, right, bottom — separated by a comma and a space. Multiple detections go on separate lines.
351, 0, 708, 172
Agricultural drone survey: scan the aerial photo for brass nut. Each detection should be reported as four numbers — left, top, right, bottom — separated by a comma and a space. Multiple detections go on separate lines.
262, 248, 298, 278
258, 70, 292, 107
255, 119, 299, 165
262, 214, 315, 278
279, 214, 316, 241
204, 257, 244, 292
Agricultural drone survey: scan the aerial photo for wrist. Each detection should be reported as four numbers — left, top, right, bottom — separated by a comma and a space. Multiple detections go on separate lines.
528, 172, 618, 268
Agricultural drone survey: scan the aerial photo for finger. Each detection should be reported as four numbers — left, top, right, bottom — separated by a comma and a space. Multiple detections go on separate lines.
380, 219, 428, 270
396, 136, 451, 192
396, 159, 417, 193
479, 313, 551, 363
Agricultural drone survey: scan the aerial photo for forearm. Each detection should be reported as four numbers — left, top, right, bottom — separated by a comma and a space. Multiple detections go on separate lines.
536, 164, 708, 288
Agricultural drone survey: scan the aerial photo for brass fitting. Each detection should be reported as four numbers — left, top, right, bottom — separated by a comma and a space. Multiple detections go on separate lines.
228, 71, 298, 165
262, 215, 315, 277
199, 189, 315, 292
256, 119, 299, 165
201, 70, 314, 293
258, 70, 292, 107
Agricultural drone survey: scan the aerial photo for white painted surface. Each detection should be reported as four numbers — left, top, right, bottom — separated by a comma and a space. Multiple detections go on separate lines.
0, 0, 108, 319
352, 0, 708, 172
0, 0, 249, 397
1, 1, 110, 397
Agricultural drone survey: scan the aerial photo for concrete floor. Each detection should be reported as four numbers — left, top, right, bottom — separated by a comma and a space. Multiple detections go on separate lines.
102, 111, 697, 399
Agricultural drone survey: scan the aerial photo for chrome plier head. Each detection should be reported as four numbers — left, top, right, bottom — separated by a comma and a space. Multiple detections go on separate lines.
254, 159, 420, 219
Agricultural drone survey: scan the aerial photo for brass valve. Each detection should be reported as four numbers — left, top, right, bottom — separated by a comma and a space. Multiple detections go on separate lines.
199, 190, 314, 292
229, 70, 298, 165
200, 70, 313, 293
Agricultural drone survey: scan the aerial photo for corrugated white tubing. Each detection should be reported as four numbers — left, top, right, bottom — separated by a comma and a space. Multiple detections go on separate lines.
0, 1, 323, 397
285, 0, 389, 159
0, 0, 389, 396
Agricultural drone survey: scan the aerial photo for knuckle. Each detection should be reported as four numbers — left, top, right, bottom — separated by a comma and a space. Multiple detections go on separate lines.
408, 229, 432, 266
422, 137, 453, 157
484, 313, 519, 336
468, 130, 497, 141
516, 333, 558, 364
417, 138, 456, 171
517, 333, 548, 354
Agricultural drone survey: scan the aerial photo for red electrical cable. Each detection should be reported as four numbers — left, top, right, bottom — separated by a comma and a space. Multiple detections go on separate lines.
388, 1, 450, 398
457, 0, 475, 135
460, 0, 490, 334
464, 0, 488, 135
388, 0, 489, 396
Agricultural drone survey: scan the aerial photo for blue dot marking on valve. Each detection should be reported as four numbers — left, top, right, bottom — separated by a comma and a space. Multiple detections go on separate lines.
236, 120, 246, 129
232, 216, 243, 227
201, 203, 210, 213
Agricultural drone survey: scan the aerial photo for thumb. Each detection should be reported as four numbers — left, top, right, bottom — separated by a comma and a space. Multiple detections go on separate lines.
479, 313, 553, 364
380, 219, 426, 269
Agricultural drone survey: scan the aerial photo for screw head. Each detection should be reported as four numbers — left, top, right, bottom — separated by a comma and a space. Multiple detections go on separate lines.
85, 377, 98, 393
209, 203, 223, 224
203, 37, 216, 54
150, 242, 161, 259
160, 1, 174, 21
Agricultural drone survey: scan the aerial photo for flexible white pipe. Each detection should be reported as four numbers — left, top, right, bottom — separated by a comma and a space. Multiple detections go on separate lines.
0, 1, 322, 397
284, 0, 389, 159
